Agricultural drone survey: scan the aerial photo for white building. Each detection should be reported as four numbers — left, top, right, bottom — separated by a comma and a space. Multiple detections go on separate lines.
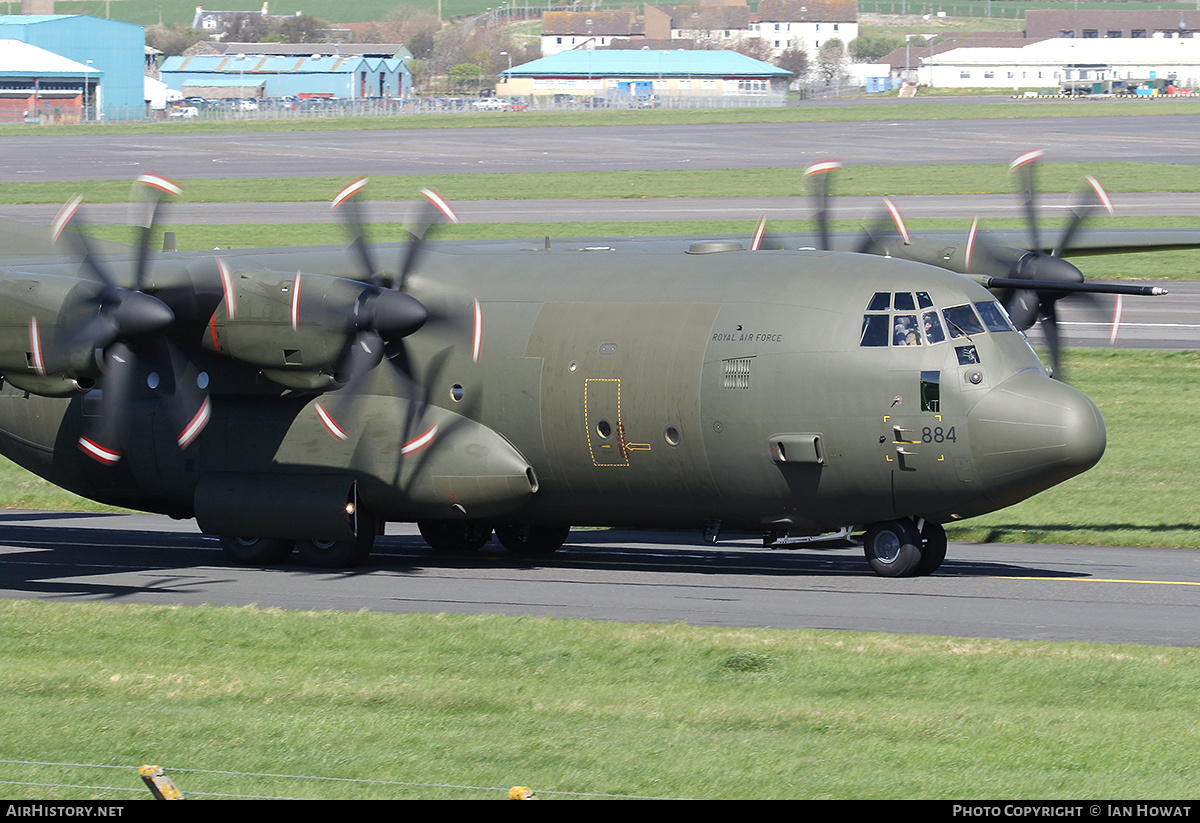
920, 36, 1200, 90
540, 1, 858, 61
753, 0, 859, 58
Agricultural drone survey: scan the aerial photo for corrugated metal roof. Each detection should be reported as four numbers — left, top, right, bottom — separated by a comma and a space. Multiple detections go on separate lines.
161, 54, 405, 75
0, 38, 97, 76
503, 49, 789, 77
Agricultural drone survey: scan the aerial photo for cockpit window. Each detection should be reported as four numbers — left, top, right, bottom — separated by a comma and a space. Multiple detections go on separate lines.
922, 310, 945, 344
861, 294, 1002, 351
893, 315, 921, 346
860, 314, 890, 347
943, 304, 985, 338
975, 301, 1016, 333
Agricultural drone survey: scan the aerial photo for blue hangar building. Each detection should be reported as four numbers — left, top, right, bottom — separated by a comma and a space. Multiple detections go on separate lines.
160, 52, 412, 100
0, 14, 145, 120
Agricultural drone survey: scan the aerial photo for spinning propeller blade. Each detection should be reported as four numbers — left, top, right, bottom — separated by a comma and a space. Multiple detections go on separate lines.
48, 178, 210, 463
998, 151, 1119, 379
319, 181, 466, 442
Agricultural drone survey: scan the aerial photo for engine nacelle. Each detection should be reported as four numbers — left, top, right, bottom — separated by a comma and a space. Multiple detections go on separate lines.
202, 266, 365, 376
2, 372, 92, 398
0, 273, 106, 388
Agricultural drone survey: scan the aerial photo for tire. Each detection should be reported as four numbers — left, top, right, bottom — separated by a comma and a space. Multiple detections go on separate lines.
417, 520, 493, 553
295, 536, 373, 569
916, 521, 947, 576
863, 519, 923, 578
219, 535, 294, 566
495, 524, 570, 557
295, 512, 377, 569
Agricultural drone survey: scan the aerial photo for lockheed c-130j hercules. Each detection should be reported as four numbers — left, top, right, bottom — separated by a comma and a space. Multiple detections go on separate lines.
0, 153, 1185, 577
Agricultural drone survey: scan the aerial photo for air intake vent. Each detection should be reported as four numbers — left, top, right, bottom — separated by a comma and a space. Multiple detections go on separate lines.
723, 357, 753, 389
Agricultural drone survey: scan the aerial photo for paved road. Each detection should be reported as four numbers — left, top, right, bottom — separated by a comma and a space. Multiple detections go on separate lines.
5, 192, 1200, 226
3, 112, 1200, 182
2, 512, 1199, 646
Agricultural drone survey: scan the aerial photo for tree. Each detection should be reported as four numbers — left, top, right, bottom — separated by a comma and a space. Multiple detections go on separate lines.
849, 28, 903, 63
224, 12, 271, 43
730, 37, 774, 63
774, 47, 809, 82
276, 13, 328, 44
816, 38, 847, 85
146, 25, 206, 57
448, 62, 483, 92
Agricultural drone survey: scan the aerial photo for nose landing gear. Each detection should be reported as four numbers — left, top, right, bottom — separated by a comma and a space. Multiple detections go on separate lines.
862, 518, 946, 577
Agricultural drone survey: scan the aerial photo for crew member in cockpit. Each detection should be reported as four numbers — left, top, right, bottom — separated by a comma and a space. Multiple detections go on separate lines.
893, 316, 920, 346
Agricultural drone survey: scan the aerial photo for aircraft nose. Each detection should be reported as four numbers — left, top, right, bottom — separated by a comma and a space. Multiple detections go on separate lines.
966, 370, 1106, 508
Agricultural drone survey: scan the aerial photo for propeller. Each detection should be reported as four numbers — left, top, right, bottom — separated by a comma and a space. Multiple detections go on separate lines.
971, 150, 1117, 378
804, 160, 841, 250
314, 180, 462, 442
47, 176, 211, 464
804, 160, 911, 254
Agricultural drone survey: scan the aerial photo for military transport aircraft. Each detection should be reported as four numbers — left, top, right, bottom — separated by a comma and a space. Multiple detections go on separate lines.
0, 152, 1189, 578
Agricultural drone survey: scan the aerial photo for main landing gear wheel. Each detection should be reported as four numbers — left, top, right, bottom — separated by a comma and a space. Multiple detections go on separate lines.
916, 521, 947, 576
418, 520, 493, 553
219, 535, 294, 566
862, 519, 923, 578
494, 524, 571, 557
296, 535, 374, 569
295, 513, 378, 569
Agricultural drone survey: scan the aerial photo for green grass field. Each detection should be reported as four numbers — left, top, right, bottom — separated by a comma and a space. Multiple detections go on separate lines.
4, 600, 1200, 800
7, 162, 1200, 204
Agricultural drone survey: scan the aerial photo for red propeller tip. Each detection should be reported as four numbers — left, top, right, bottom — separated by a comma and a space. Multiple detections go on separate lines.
804, 160, 842, 177
51, 194, 83, 242
420, 188, 459, 224
315, 402, 349, 441
78, 436, 121, 465
332, 177, 369, 210
1010, 148, 1045, 171
137, 174, 183, 198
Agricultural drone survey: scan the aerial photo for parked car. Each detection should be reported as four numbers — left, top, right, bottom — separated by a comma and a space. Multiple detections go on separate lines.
471, 97, 507, 110
168, 105, 199, 118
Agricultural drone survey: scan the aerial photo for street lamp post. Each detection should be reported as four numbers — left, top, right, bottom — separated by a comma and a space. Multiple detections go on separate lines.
83, 60, 92, 122
236, 53, 246, 115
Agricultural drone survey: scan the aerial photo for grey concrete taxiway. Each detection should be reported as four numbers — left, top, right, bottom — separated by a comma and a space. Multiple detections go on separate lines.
5, 112, 1200, 182
1, 512, 1199, 646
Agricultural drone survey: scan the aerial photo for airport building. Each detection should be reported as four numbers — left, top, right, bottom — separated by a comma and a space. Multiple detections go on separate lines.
0, 14, 145, 121
918, 36, 1200, 91
160, 52, 412, 100
498, 49, 791, 103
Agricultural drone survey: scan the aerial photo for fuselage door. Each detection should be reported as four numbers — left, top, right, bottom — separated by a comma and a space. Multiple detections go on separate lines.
584, 377, 628, 466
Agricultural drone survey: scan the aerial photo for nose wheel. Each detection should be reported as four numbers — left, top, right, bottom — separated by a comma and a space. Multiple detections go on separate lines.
862, 518, 945, 577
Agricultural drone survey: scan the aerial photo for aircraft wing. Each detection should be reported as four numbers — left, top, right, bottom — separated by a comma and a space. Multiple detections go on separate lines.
0, 217, 132, 259
958, 228, 1200, 258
